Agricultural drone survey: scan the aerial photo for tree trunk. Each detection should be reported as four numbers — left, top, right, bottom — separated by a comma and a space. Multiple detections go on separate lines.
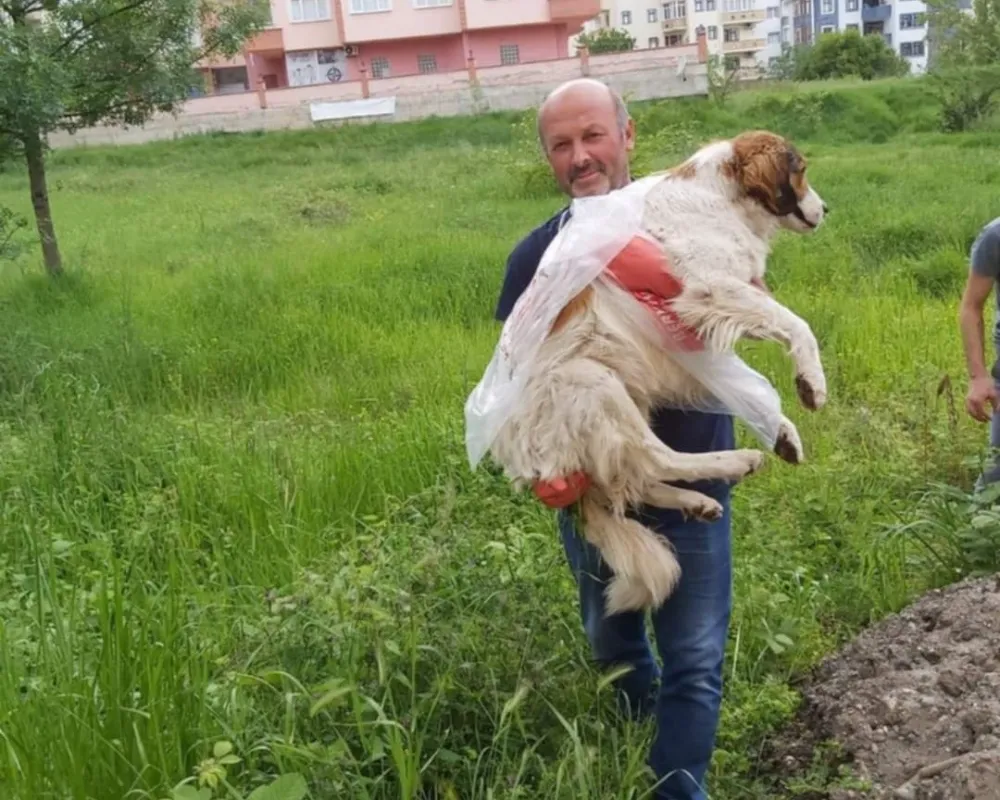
22, 129, 63, 277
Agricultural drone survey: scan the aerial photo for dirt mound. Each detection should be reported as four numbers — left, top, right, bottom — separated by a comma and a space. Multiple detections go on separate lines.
766, 573, 1000, 800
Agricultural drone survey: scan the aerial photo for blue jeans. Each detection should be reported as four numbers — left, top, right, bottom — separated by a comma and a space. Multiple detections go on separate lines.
559, 491, 732, 800
976, 376, 1000, 492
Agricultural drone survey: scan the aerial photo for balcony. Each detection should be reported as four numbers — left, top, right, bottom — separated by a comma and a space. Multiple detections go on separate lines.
246, 27, 284, 54
548, 0, 602, 21
662, 15, 687, 31
861, 1, 892, 22
722, 9, 766, 24
722, 37, 765, 52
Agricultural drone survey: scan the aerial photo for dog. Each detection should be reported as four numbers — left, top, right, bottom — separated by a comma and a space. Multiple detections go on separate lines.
486, 130, 829, 615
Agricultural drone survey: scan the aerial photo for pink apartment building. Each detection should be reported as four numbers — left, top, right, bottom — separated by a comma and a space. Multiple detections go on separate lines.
197, 0, 601, 96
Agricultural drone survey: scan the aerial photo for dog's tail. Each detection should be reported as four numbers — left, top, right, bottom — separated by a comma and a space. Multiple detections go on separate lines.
579, 495, 682, 615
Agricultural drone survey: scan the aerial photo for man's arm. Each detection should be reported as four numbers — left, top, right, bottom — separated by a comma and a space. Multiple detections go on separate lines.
960, 226, 1000, 422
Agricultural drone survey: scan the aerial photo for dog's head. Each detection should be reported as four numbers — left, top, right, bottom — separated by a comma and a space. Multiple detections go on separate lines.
725, 130, 827, 233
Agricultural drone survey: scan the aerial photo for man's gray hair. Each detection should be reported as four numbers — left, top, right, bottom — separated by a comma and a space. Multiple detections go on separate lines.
535, 79, 631, 151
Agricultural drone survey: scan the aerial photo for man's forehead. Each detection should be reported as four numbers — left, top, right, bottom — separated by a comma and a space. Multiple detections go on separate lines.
539, 82, 618, 132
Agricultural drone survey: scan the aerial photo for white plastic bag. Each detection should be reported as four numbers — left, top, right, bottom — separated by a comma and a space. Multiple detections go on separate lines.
464, 175, 784, 470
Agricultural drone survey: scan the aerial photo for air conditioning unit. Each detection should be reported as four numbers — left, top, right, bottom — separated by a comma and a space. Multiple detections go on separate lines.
344, 45, 359, 57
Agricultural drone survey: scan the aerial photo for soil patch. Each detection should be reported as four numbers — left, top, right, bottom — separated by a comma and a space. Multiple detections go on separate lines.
764, 573, 1000, 799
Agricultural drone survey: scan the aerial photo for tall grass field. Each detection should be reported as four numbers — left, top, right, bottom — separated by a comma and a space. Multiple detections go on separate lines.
1, 77, 999, 799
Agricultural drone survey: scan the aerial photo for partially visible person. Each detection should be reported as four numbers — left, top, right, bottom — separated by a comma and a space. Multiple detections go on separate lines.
959, 216, 1000, 490
494, 77, 752, 800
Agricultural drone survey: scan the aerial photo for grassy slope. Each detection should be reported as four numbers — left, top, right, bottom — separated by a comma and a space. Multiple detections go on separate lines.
0, 76, 997, 799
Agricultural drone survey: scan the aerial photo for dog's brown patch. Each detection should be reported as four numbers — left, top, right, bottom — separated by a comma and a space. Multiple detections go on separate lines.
550, 285, 594, 334
728, 130, 811, 216
670, 160, 698, 180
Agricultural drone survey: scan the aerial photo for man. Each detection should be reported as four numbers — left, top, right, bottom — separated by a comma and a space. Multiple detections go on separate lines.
494, 78, 741, 800
959, 216, 1000, 490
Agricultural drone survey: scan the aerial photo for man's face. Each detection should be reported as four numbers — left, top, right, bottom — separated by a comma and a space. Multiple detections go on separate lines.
539, 86, 635, 198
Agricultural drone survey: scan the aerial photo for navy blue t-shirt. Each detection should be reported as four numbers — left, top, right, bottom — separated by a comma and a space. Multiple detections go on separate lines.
496, 207, 736, 502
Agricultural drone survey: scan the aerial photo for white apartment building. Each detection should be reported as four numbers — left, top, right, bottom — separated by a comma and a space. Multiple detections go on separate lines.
573, 0, 786, 71
574, 0, 932, 74
776, 0, 930, 73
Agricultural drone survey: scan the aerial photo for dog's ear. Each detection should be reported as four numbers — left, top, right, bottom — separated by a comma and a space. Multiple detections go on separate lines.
729, 132, 801, 217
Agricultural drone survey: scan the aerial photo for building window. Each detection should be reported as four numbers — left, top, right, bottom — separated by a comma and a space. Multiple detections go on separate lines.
846, 22, 859, 31
500, 44, 519, 65
768, 31, 780, 43
846, 0, 858, 9
349, 0, 390, 12
821, 0, 833, 13
290, 0, 331, 22
901, 40, 925, 56
821, 24, 834, 32
900, 12, 925, 27
369, 56, 390, 77
666, 32, 685, 46
647, 7, 658, 22
414, 0, 450, 6
724, 26, 739, 41
695, 0, 704, 10
621, 9, 632, 23
417, 54, 437, 73
663, 1, 686, 19
706, 0, 715, 10
707, 25, 718, 39
767, 5, 779, 17
649, 36, 661, 47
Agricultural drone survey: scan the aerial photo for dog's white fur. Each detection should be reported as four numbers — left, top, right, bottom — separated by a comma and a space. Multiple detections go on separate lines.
489, 130, 828, 615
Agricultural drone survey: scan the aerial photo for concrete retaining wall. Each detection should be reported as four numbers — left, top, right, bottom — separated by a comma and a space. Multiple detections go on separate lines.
46, 51, 709, 150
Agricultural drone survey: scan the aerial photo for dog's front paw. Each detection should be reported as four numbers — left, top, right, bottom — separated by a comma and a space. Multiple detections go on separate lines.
774, 417, 804, 465
795, 372, 827, 411
690, 497, 724, 522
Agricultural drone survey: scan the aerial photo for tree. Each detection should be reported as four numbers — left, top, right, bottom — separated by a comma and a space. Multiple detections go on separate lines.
924, 0, 1000, 131
576, 27, 636, 54
792, 29, 910, 81
0, 0, 268, 276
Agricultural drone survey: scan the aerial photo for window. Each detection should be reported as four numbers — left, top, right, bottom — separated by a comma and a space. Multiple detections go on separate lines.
900, 40, 925, 56
648, 36, 660, 47
662, 1, 686, 18
350, 0, 389, 11
647, 7, 658, 21
846, 22, 859, 30
795, 0, 811, 15
821, 24, 834, 32
846, 0, 858, 9
369, 56, 390, 77
767, 5, 780, 17
707, 25, 718, 39
414, 0, 450, 6
768, 31, 780, 43
900, 12, 925, 27
706, 0, 715, 10
724, 26, 739, 41
500, 43, 519, 64
821, 0, 832, 13
695, 0, 704, 10
621, 9, 632, 23
290, 0, 330, 21
666, 32, 685, 46
417, 54, 437, 73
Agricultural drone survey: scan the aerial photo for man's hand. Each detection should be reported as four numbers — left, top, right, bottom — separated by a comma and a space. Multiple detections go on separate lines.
533, 472, 591, 508
967, 375, 999, 423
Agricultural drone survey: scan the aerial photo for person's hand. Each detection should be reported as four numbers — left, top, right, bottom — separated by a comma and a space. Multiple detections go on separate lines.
532, 472, 591, 508
967, 375, 999, 423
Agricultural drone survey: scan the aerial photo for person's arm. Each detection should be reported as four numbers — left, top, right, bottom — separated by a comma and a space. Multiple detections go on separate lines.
960, 227, 1000, 423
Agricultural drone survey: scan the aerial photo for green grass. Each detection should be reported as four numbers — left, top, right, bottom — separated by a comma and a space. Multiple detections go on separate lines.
0, 76, 999, 799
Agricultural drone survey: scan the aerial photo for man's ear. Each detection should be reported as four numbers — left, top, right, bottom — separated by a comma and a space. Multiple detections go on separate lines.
624, 118, 636, 152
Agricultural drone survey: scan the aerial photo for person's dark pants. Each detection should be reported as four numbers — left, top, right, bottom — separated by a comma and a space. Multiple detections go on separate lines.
558, 490, 732, 800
